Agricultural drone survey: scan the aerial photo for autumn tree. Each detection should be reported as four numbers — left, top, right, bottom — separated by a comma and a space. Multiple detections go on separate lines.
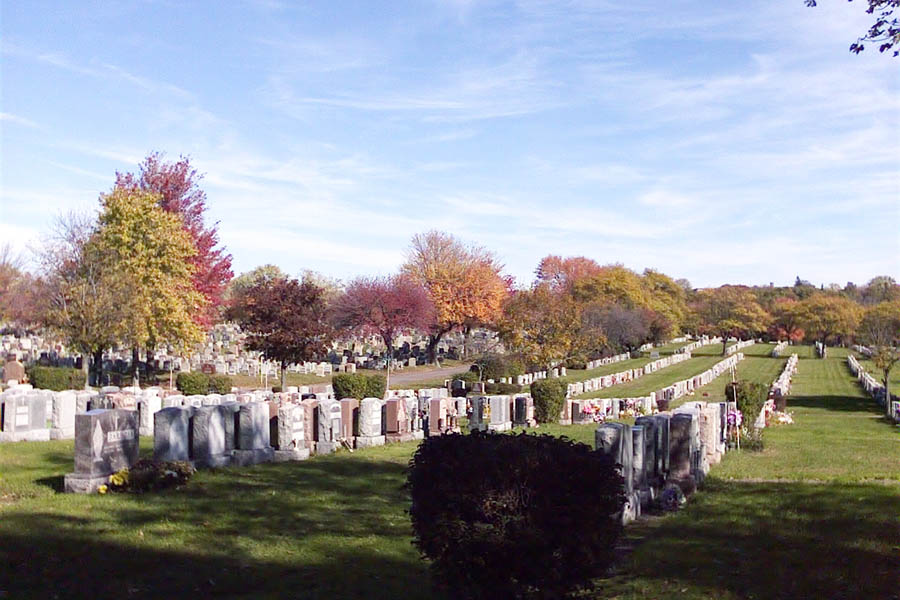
571, 265, 649, 309
584, 304, 649, 354
0, 244, 43, 334
859, 301, 900, 415
332, 275, 434, 392
693, 286, 771, 355
795, 294, 862, 346
92, 187, 206, 372
402, 231, 508, 365
39, 213, 127, 387
861, 276, 900, 304
227, 264, 288, 320
806, 0, 900, 56
496, 284, 588, 369
642, 269, 687, 336
769, 297, 806, 342
534, 255, 604, 292
227, 277, 334, 390
116, 153, 232, 326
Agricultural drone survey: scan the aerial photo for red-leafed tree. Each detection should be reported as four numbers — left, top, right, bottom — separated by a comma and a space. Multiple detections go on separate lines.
534, 255, 604, 292
332, 275, 434, 393
226, 277, 334, 390
116, 153, 233, 326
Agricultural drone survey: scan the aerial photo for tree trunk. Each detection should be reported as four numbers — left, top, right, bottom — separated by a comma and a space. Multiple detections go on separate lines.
427, 330, 447, 366
93, 348, 104, 387
281, 359, 287, 391
384, 336, 393, 398
721, 333, 728, 356
82, 353, 90, 390
131, 347, 140, 386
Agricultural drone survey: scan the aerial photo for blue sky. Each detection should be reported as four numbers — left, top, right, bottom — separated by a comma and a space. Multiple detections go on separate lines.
1, 0, 898, 289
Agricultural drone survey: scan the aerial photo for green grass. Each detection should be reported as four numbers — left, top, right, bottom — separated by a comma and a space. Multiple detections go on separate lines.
1, 345, 898, 599
580, 346, 766, 400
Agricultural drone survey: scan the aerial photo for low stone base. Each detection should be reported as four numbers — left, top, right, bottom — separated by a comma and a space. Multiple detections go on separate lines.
386, 432, 415, 443
0, 429, 51, 442
316, 441, 339, 455
667, 475, 697, 497
64, 472, 110, 494
50, 427, 75, 440
487, 422, 512, 432
411, 430, 425, 440
232, 447, 274, 466
273, 448, 311, 462
194, 454, 233, 468
558, 419, 572, 426
356, 435, 385, 448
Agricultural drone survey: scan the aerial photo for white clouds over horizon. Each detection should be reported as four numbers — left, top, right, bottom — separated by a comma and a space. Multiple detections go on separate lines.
1, 1, 897, 289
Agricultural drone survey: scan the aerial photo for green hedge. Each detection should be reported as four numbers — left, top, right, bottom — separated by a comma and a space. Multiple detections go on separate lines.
531, 379, 567, 423
25, 366, 83, 391
484, 382, 523, 395
176, 372, 209, 395
332, 373, 386, 399
471, 353, 526, 381
208, 374, 233, 394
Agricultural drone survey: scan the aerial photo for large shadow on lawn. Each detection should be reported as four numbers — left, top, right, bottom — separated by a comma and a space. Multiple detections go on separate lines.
597, 478, 900, 600
0, 456, 446, 600
787, 393, 886, 414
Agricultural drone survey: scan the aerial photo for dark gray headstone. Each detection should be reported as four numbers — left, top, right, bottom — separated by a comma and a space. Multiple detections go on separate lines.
192, 405, 230, 467
153, 406, 192, 461
65, 409, 139, 493
668, 413, 696, 494
594, 422, 633, 496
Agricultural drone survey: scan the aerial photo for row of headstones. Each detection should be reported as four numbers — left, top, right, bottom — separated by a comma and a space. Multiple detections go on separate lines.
676, 336, 721, 354
725, 339, 755, 356
769, 354, 798, 404
771, 340, 789, 357
847, 355, 898, 420
815, 341, 827, 358
63, 394, 469, 493
585, 351, 632, 370
654, 353, 745, 410
570, 396, 653, 424
468, 395, 538, 431
595, 400, 730, 523
566, 351, 693, 398
851, 344, 873, 358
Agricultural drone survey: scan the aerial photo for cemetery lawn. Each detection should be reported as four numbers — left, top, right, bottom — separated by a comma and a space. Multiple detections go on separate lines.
1, 345, 897, 599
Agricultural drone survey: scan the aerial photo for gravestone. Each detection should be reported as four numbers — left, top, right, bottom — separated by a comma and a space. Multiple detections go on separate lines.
219, 402, 241, 453
2, 359, 25, 384
64, 409, 139, 493
488, 395, 511, 432
631, 425, 649, 508
154, 406, 192, 461
138, 395, 162, 437
340, 398, 359, 445
0, 393, 49, 442
271, 403, 310, 461
468, 396, 488, 432
385, 399, 413, 442
357, 398, 385, 447
50, 391, 77, 439
668, 413, 697, 495
316, 399, 343, 454
406, 397, 424, 440
301, 398, 318, 453
192, 405, 231, 467
595, 422, 637, 523
233, 402, 274, 466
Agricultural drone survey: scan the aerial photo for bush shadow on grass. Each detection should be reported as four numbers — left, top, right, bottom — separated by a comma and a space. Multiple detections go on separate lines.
595, 478, 900, 600
788, 394, 887, 414
0, 456, 444, 600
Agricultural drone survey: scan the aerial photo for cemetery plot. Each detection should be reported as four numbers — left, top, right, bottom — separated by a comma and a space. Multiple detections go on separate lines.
580, 350, 758, 400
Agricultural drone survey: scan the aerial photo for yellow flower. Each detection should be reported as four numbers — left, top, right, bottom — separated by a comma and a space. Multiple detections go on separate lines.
98, 484, 108, 495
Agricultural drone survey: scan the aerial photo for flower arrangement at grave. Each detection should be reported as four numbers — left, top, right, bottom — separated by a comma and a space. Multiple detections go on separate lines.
727, 408, 743, 448
579, 400, 607, 423
773, 411, 795, 425
762, 399, 777, 423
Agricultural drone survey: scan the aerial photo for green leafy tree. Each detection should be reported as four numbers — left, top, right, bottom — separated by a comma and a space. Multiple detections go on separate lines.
795, 294, 862, 346
807, 0, 900, 57
694, 286, 771, 355
860, 301, 900, 416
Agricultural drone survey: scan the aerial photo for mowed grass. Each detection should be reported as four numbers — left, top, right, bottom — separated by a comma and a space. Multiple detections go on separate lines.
1, 345, 898, 599
579, 346, 766, 401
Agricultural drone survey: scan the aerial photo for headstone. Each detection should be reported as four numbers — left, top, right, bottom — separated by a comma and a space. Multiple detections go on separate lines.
468, 396, 488, 432
668, 413, 697, 495
631, 425, 649, 508
594, 422, 637, 523
340, 398, 359, 445
357, 398, 385, 447
271, 403, 310, 461
138, 395, 162, 437
153, 406, 192, 461
50, 391, 77, 439
384, 398, 413, 442
316, 399, 343, 454
191, 405, 231, 467
0, 394, 49, 441
65, 409, 139, 493
2, 359, 25, 384
233, 402, 274, 465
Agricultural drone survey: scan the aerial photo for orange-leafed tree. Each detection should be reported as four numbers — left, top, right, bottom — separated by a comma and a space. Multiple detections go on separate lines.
402, 231, 508, 364
693, 286, 771, 355
534, 255, 604, 292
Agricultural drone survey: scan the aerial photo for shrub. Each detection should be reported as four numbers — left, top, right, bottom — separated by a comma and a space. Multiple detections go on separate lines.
471, 353, 526, 381
176, 372, 209, 395
208, 374, 233, 394
726, 380, 768, 427
484, 382, 523, 395
407, 432, 624, 599
333, 373, 386, 399
25, 366, 82, 391
271, 386, 283, 393
564, 356, 587, 370
530, 379, 567, 423
107, 459, 195, 493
